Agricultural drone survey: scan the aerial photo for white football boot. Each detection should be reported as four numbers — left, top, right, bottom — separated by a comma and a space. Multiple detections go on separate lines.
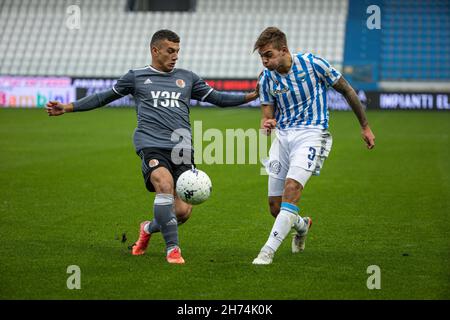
292, 217, 313, 253
252, 250, 274, 265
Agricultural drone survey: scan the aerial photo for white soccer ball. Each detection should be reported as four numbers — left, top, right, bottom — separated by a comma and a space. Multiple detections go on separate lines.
176, 169, 212, 205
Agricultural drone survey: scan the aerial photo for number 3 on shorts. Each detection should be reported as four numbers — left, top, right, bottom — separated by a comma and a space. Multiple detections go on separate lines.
308, 147, 316, 161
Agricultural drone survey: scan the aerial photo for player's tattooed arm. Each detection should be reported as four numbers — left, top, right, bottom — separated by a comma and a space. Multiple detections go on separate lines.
332, 77, 368, 127
333, 76, 375, 149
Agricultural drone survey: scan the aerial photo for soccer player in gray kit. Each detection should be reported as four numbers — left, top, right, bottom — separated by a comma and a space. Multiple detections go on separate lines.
46, 30, 259, 264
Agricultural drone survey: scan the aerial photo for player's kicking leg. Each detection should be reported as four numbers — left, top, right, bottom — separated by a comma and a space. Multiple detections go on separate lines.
132, 196, 192, 256
253, 175, 312, 265
132, 167, 185, 263
268, 195, 312, 253
253, 130, 331, 265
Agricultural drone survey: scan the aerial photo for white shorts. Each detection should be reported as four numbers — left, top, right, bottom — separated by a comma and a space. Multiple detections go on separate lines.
265, 128, 333, 196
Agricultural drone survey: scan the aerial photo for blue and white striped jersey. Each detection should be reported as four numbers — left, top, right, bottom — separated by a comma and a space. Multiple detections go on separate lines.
259, 53, 341, 130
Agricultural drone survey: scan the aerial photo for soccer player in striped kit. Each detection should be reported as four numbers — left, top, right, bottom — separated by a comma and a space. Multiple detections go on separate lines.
252, 27, 375, 265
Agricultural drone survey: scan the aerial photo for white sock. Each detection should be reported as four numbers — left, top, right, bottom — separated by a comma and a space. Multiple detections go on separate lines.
143, 221, 151, 234
262, 210, 297, 253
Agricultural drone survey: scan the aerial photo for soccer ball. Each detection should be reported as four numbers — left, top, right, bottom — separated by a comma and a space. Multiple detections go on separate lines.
176, 169, 212, 205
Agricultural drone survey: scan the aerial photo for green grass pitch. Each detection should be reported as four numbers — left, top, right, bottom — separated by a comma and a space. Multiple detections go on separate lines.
0, 107, 449, 299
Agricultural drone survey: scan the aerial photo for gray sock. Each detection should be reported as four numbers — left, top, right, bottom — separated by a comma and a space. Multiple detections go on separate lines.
153, 193, 178, 251
146, 218, 184, 234
147, 219, 161, 234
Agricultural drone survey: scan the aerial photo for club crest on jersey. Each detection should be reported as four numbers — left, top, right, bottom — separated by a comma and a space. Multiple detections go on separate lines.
149, 159, 159, 168
269, 160, 281, 175
176, 79, 185, 88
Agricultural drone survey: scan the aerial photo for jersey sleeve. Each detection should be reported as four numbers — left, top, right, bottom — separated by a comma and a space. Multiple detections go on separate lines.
310, 54, 342, 87
259, 71, 274, 105
112, 70, 135, 96
191, 72, 214, 101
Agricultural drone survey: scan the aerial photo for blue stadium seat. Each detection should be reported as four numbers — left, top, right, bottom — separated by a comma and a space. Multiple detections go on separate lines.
380, 0, 450, 81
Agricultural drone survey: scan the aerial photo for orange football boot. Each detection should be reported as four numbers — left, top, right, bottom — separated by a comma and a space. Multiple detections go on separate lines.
131, 221, 151, 255
166, 247, 185, 264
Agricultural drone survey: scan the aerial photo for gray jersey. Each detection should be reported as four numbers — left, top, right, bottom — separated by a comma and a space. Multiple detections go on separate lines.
113, 66, 213, 152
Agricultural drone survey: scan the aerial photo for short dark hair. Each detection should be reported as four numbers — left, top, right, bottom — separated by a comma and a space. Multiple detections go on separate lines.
253, 27, 288, 52
150, 29, 180, 47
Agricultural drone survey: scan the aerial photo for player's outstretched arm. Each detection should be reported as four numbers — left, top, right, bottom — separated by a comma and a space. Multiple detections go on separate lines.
193, 71, 259, 107
45, 101, 74, 116
204, 89, 258, 107
244, 74, 261, 103
45, 89, 123, 117
245, 90, 259, 103
332, 76, 375, 149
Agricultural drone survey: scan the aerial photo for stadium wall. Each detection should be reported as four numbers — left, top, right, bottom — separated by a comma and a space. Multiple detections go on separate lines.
1, 76, 449, 111
342, 0, 382, 91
